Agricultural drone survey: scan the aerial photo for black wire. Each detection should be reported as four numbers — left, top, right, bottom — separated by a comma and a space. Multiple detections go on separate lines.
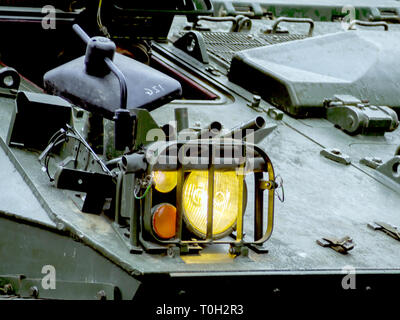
42, 132, 69, 182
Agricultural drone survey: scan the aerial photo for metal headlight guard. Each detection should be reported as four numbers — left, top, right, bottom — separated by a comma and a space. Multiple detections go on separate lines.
122, 138, 277, 257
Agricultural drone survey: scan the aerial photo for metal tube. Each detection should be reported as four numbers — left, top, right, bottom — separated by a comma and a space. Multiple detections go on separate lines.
221, 116, 266, 139
175, 146, 185, 241
105, 58, 128, 110
114, 171, 123, 225
206, 144, 215, 241
175, 108, 189, 133
73, 24, 90, 44
129, 174, 140, 247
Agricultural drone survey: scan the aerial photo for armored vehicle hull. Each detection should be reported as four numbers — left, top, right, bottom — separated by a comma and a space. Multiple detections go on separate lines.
0, 1, 399, 313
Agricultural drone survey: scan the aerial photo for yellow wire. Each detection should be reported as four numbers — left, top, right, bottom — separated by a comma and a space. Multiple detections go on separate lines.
97, 0, 110, 38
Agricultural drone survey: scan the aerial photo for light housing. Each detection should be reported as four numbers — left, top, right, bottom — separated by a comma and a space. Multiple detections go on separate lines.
127, 137, 276, 256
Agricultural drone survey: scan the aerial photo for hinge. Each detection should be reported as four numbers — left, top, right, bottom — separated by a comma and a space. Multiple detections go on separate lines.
324, 94, 399, 135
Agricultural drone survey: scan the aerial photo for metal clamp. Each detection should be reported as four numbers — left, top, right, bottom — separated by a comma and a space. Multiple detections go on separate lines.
348, 20, 389, 31
267, 17, 314, 37
368, 221, 400, 241
317, 236, 355, 254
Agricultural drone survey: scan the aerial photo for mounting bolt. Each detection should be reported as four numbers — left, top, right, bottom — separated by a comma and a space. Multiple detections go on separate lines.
251, 95, 261, 108
167, 245, 180, 258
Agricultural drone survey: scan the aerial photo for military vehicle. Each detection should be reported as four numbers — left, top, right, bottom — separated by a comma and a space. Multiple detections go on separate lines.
0, 0, 400, 312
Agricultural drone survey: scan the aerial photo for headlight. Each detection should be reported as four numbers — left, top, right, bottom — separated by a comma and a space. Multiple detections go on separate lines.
152, 203, 177, 239
153, 170, 177, 193
182, 170, 244, 239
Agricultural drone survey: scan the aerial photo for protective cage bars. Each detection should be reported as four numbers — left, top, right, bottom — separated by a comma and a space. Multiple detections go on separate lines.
132, 139, 276, 255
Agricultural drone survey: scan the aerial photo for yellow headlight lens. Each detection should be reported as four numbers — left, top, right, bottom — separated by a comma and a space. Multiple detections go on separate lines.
153, 171, 177, 193
182, 170, 243, 239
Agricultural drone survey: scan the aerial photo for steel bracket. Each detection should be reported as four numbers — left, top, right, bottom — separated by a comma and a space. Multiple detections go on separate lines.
368, 221, 400, 241
376, 156, 400, 185
229, 243, 249, 257
54, 167, 115, 214
317, 236, 355, 254
173, 31, 209, 64
359, 157, 383, 169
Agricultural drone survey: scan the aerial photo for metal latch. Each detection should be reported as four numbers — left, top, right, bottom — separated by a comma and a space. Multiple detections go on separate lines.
368, 221, 400, 241
317, 236, 355, 254
320, 148, 351, 165
324, 95, 399, 135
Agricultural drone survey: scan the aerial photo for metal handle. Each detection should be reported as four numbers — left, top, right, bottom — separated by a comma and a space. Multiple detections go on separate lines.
196, 15, 252, 32
271, 17, 314, 37
73, 24, 90, 44
348, 20, 389, 31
